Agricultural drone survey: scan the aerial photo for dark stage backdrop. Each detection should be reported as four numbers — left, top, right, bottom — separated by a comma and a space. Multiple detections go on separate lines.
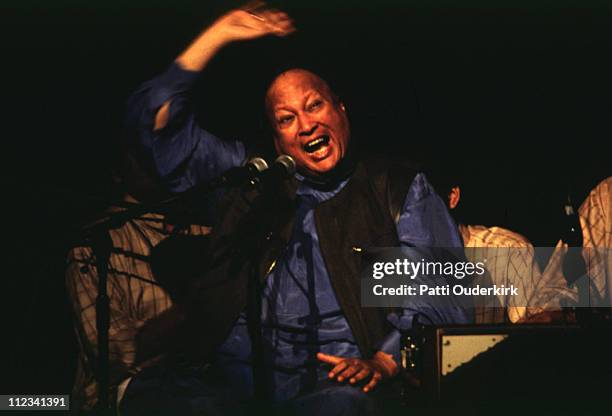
1, 0, 610, 396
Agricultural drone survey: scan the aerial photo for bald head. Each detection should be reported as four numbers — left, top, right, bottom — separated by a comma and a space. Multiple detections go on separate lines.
264, 68, 350, 176
265, 69, 338, 121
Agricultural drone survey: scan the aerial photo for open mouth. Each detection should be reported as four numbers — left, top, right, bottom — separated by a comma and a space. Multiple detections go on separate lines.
303, 135, 330, 154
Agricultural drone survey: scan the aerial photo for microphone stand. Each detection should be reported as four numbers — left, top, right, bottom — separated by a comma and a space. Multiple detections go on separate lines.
90, 231, 112, 414
216, 175, 291, 410
243, 186, 281, 410
242, 158, 296, 409
204, 159, 296, 410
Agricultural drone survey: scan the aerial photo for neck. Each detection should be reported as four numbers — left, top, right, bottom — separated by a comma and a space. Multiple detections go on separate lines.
298, 151, 356, 191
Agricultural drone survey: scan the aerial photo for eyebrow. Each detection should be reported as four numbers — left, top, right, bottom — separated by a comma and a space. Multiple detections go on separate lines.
273, 91, 320, 112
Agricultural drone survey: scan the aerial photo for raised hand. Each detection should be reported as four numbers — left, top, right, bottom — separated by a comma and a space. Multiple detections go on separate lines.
176, 2, 294, 72
212, 2, 295, 43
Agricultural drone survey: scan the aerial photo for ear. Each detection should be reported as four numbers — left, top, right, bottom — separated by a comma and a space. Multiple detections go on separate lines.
448, 186, 461, 210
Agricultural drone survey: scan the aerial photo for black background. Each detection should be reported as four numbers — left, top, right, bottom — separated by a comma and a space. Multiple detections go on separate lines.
1, 0, 610, 396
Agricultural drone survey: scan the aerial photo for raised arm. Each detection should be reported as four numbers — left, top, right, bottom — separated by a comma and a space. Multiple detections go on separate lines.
126, 5, 294, 192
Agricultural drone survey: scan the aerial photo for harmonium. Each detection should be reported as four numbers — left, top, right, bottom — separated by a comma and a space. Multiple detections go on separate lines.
400, 323, 612, 405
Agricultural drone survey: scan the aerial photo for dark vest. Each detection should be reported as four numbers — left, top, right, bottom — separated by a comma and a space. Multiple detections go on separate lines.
188, 158, 417, 359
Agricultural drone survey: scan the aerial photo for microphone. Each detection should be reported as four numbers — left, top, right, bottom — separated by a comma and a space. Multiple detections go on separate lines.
148, 157, 269, 213
210, 157, 269, 188
251, 155, 296, 189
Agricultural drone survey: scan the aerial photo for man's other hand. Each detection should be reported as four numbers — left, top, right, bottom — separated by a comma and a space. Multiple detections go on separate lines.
317, 351, 399, 393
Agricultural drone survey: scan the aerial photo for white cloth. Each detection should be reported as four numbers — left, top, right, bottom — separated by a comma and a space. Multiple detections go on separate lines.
511, 177, 612, 313
460, 224, 552, 323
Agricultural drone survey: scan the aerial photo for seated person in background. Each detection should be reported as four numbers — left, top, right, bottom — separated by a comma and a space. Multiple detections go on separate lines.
426, 164, 565, 323
578, 176, 612, 304
65, 147, 211, 411
523, 176, 611, 322
529, 177, 612, 323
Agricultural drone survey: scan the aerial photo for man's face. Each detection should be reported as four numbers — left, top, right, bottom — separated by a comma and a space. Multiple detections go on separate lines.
266, 70, 350, 176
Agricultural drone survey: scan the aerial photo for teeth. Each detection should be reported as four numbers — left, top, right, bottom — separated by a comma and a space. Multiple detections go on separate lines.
307, 138, 325, 149
305, 135, 329, 152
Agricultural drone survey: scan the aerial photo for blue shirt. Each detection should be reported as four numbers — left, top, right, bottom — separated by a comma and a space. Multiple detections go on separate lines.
126, 63, 472, 402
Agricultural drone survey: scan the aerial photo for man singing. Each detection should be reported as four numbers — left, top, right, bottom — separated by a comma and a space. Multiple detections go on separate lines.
125, 4, 471, 415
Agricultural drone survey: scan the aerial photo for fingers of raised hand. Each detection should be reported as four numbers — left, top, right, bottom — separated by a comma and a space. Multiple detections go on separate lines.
257, 10, 294, 36
237, 1, 295, 36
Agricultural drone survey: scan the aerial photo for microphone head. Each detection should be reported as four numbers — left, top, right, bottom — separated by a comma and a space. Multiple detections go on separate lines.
274, 155, 296, 177
247, 157, 269, 173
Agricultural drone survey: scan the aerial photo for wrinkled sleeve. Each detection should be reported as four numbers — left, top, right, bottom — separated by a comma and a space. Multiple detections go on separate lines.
378, 173, 473, 362
125, 62, 246, 193
396, 173, 464, 247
